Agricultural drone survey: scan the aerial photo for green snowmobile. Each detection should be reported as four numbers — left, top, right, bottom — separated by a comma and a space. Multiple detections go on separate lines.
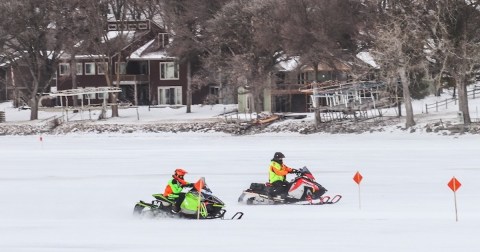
133, 178, 243, 220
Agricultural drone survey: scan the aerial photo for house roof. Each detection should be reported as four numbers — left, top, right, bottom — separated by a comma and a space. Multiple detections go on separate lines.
301, 60, 351, 72
276, 57, 300, 72
59, 54, 107, 60
128, 39, 176, 60
356, 51, 379, 69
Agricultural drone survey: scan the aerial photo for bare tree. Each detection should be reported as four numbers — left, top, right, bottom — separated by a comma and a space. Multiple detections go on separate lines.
0, 0, 83, 120
158, 0, 226, 113
278, 0, 369, 125
129, 0, 163, 21
424, 0, 480, 125
81, 0, 141, 117
201, 0, 284, 114
371, 1, 432, 128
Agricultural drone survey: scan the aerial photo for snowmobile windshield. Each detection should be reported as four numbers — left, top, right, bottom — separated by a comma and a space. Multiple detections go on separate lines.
299, 167, 315, 180
188, 184, 213, 194
205, 194, 224, 205
203, 184, 213, 194
299, 166, 311, 174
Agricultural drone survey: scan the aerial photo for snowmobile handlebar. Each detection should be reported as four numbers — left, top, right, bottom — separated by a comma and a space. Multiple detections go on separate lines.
290, 169, 302, 175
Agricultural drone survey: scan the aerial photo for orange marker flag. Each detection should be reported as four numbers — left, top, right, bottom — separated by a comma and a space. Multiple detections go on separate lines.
195, 177, 205, 219
353, 171, 363, 209
194, 177, 205, 193
353, 171, 363, 185
448, 176, 462, 222
448, 177, 461, 192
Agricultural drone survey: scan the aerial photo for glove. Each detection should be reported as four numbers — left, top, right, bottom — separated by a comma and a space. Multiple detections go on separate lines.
291, 169, 299, 174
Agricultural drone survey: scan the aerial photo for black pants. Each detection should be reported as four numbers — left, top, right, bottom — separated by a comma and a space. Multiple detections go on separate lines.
172, 193, 186, 211
270, 180, 290, 198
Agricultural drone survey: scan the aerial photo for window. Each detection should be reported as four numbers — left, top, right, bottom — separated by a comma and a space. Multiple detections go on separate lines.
97, 63, 107, 75
76, 63, 83, 75
115, 62, 127, 74
108, 23, 117, 31
158, 86, 182, 105
158, 33, 169, 48
128, 24, 137, 30
59, 63, 70, 76
85, 63, 95, 75
206, 86, 219, 104
138, 22, 148, 30
160, 62, 179, 80
140, 62, 148, 74
209, 86, 219, 96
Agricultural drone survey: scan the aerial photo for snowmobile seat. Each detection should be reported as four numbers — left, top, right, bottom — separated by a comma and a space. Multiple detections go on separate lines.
249, 183, 267, 193
152, 194, 173, 206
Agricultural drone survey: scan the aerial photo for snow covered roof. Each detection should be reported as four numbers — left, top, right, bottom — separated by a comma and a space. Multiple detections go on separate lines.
59, 54, 107, 60
128, 39, 176, 60
356, 51, 379, 69
276, 57, 300, 72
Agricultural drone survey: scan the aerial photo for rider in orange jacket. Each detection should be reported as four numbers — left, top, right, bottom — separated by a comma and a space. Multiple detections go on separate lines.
163, 168, 193, 213
269, 152, 297, 199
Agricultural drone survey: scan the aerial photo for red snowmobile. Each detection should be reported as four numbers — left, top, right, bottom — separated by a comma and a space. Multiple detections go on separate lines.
238, 166, 341, 205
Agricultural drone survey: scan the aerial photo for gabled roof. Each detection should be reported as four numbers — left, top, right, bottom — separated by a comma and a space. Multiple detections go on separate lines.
356, 51, 379, 69
128, 39, 176, 60
58, 19, 172, 61
276, 57, 300, 72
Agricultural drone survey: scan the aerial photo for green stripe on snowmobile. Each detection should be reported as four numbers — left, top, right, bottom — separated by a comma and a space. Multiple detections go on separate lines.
137, 202, 150, 207
152, 193, 174, 202
212, 204, 224, 207
199, 203, 208, 218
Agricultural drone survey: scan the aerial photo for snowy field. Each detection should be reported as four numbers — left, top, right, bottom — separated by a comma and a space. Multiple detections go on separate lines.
1, 87, 480, 251
1, 86, 480, 127
1, 133, 480, 252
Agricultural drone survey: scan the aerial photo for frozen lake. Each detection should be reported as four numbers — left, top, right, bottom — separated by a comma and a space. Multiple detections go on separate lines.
1, 133, 479, 251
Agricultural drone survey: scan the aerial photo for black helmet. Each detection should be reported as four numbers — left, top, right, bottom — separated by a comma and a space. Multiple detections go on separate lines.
273, 152, 285, 159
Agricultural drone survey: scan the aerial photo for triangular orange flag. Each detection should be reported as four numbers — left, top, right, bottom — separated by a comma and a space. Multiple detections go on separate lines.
194, 177, 205, 192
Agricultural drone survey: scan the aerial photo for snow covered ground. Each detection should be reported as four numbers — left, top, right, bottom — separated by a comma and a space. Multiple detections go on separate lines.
1, 86, 480, 128
1, 90, 480, 251
1, 132, 480, 252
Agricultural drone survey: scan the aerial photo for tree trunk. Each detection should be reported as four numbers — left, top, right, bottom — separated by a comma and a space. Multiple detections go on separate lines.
186, 60, 192, 113
398, 67, 415, 128
455, 74, 471, 124
111, 93, 119, 117
312, 62, 322, 127
29, 96, 39, 120
104, 68, 119, 117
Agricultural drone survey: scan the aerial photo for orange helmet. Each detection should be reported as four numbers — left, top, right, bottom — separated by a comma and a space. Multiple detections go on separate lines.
173, 168, 188, 180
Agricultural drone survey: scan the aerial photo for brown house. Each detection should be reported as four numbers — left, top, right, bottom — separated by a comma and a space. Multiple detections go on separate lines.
53, 20, 210, 107
268, 59, 351, 113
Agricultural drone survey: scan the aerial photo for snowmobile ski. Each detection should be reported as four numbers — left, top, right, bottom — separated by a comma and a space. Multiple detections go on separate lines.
292, 194, 342, 205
